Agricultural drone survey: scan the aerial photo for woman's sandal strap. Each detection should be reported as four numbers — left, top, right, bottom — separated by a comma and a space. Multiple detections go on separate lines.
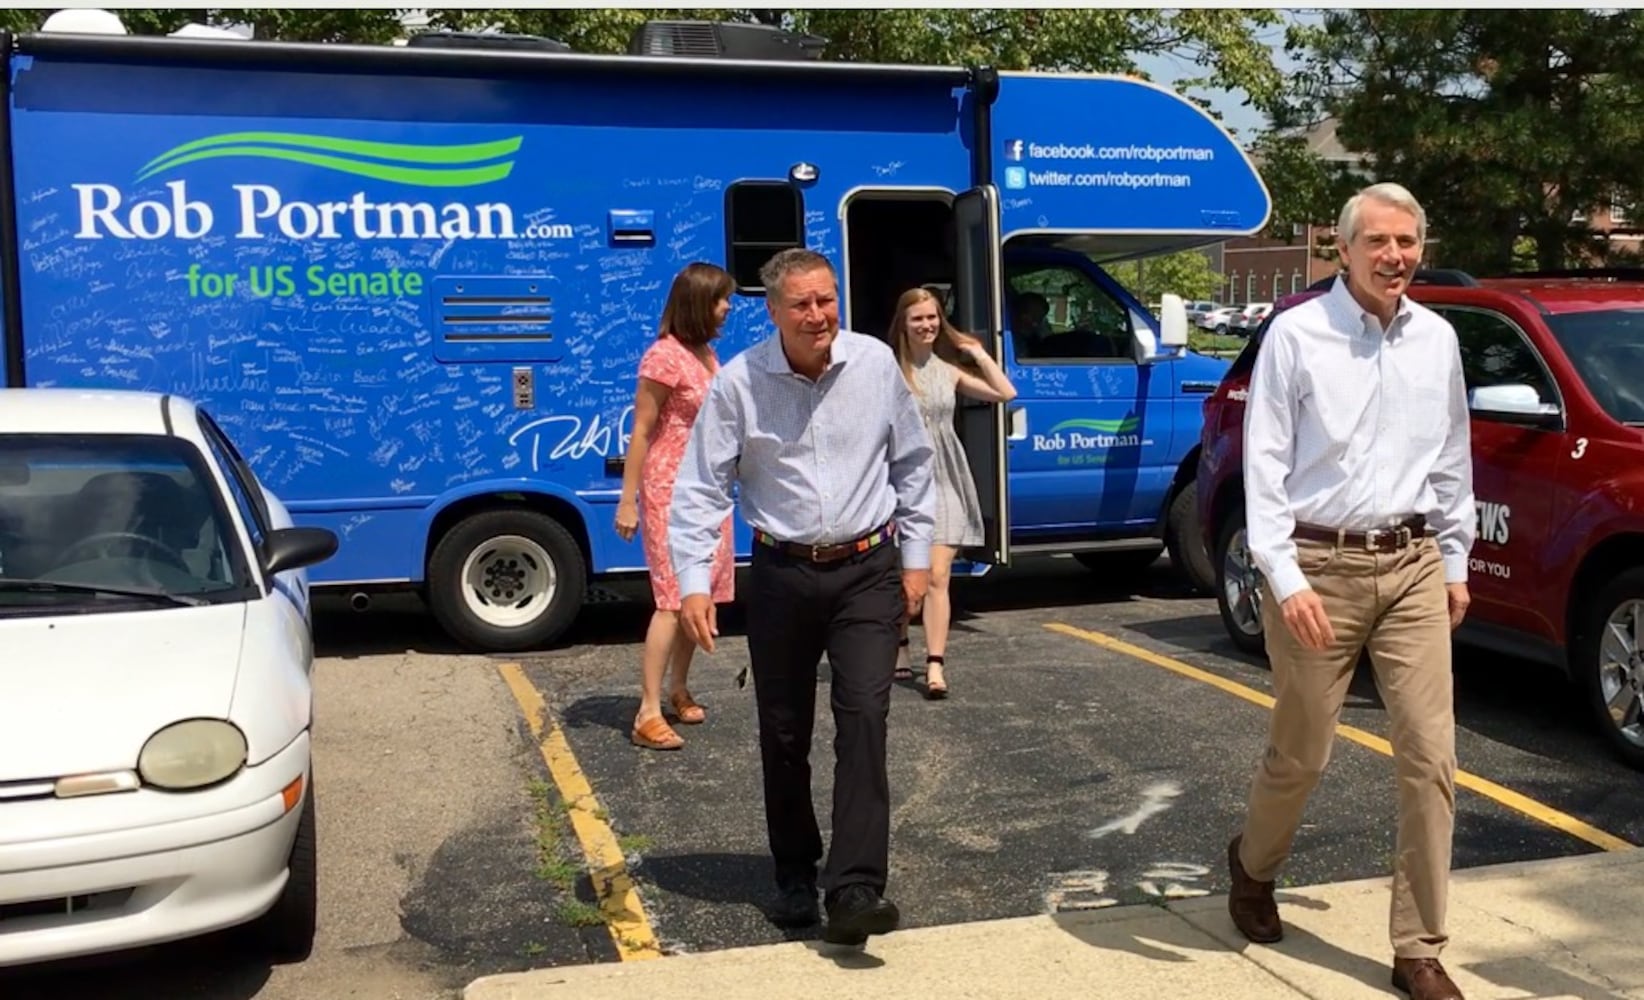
923, 656, 949, 700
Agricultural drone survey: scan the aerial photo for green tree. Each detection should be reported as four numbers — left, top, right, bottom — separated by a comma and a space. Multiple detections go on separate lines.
0, 9, 1287, 119
1280, 8, 1644, 273
1246, 130, 1362, 241
446, 8, 1289, 117
0, 9, 1288, 128
1107, 251, 1224, 305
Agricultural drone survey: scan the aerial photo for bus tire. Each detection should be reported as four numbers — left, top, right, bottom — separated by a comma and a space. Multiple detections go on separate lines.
427, 508, 585, 653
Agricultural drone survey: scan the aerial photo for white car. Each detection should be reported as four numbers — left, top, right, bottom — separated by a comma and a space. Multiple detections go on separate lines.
1197, 306, 1240, 332
0, 389, 338, 967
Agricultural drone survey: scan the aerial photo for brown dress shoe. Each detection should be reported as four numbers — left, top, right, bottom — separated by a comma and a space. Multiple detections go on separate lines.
1226, 835, 1283, 943
1392, 958, 1464, 999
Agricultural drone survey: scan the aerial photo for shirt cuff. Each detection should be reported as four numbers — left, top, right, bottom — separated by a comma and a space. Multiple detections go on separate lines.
899, 538, 931, 571
1442, 551, 1469, 584
1265, 559, 1311, 604
676, 566, 711, 598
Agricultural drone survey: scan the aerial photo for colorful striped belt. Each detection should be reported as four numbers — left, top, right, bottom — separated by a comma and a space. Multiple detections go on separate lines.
752, 521, 896, 563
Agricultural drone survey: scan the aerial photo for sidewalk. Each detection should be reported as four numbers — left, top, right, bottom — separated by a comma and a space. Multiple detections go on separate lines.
465, 849, 1643, 1000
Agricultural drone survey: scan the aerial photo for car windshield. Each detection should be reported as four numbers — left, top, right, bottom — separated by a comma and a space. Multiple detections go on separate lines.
0, 434, 253, 610
1543, 308, 1644, 425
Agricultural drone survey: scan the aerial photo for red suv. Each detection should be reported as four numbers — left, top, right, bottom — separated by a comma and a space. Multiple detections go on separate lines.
1196, 269, 1644, 770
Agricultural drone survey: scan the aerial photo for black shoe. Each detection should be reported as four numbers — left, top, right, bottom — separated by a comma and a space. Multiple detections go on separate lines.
769, 880, 819, 928
822, 884, 900, 945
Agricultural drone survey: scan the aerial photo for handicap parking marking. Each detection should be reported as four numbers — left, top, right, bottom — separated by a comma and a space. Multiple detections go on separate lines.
1044, 622, 1637, 854
498, 662, 663, 961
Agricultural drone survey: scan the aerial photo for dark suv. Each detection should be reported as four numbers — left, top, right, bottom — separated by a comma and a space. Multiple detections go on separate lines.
1196, 269, 1644, 769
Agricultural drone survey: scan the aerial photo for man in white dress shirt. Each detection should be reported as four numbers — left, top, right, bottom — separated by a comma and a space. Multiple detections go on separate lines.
1227, 182, 1476, 1000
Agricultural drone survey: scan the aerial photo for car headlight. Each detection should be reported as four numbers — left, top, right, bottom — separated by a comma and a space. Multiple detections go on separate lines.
138, 719, 248, 790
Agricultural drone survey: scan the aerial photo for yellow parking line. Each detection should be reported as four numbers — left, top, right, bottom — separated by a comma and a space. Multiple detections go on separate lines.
1045, 622, 1636, 854
498, 662, 662, 961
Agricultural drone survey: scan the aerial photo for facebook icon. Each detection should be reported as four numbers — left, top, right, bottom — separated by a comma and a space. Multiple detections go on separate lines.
1004, 166, 1027, 190
1004, 139, 1025, 161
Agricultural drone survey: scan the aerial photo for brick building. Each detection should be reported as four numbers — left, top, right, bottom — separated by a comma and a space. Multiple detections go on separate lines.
1219, 223, 1340, 306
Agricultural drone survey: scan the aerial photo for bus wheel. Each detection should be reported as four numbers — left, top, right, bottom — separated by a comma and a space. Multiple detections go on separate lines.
428, 509, 585, 652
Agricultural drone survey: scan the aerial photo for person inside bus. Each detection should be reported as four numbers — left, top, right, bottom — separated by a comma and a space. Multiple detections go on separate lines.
887, 286, 1017, 698
1009, 291, 1054, 357
614, 262, 737, 751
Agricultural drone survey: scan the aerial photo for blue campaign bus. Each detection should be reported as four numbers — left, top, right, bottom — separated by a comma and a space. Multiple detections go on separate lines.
0, 19, 1271, 652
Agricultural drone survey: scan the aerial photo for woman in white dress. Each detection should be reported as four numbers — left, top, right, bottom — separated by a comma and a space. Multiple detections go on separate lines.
888, 287, 1018, 698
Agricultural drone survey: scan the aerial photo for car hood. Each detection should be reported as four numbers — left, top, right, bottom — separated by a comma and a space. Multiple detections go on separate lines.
0, 603, 247, 782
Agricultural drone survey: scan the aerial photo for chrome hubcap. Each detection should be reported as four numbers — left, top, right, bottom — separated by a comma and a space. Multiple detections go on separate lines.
1597, 599, 1644, 749
1222, 526, 1263, 637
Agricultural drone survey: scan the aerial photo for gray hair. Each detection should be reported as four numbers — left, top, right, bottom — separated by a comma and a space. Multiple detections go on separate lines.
1337, 182, 1427, 245
759, 247, 833, 301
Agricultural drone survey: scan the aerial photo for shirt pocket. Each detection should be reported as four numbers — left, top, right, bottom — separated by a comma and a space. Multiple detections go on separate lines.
1402, 385, 1452, 449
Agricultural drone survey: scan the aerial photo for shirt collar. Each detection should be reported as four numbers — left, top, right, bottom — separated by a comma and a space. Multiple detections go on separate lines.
1325, 274, 1415, 340
761, 328, 856, 376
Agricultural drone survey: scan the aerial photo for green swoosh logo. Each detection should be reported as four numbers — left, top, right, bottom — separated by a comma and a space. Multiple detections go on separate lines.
137, 132, 523, 187
1049, 416, 1140, 434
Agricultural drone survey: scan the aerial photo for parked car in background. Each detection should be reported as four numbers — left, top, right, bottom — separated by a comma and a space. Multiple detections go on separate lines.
1196, 268, 1644, 769
1184, 300, 1223, 324
1228, 302, 1272, 337
1197, 305, 1240, 334
0, 389, 339, 967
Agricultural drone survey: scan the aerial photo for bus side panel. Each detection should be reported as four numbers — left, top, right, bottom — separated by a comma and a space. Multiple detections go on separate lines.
8, 54, 970, 584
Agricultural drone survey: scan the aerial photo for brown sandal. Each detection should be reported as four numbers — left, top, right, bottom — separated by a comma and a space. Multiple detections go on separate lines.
631, 715, 683, 750
669, 690, 706, 725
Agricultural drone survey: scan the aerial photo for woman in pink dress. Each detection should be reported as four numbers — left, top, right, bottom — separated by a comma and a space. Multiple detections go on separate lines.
615, 262, 737, 750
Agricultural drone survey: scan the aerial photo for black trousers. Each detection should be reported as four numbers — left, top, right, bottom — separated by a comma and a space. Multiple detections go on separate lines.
745, 538, 902, 901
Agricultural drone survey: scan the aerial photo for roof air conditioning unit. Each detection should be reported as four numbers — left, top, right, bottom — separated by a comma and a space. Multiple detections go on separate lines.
628, 21, 826, 61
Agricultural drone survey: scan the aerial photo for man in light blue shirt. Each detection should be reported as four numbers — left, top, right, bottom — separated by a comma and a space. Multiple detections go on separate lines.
1228, 183, 1475, 1000
670, 247, 935, 947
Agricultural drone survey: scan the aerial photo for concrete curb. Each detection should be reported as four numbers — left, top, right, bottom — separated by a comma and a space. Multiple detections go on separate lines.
464, 849, 1643, 1000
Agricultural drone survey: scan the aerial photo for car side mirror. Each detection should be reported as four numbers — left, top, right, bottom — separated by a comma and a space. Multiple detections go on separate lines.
1158, 294, 1189, 348
1135, 294, 1190, 364
1469, 383, 1561, 428
263, 526, 339, 576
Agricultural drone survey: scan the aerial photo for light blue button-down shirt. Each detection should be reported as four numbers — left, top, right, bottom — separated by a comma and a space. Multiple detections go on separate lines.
669, 329, 937, 598
1244, 277, 1476, 603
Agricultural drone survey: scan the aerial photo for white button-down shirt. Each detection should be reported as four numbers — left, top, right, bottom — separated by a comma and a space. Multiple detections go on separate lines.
1243, 277, 1476, 602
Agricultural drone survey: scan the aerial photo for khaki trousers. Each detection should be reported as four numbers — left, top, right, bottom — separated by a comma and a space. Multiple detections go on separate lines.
1238, 535, 1457, 959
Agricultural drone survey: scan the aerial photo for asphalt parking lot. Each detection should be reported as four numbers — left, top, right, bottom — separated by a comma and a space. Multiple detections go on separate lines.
524, 555, 1643, 959
4, 553, 1640, 998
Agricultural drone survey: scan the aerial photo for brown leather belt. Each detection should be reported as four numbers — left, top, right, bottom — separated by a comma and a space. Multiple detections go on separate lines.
1293, 514, 1430, 553
753, 521, 896, 563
